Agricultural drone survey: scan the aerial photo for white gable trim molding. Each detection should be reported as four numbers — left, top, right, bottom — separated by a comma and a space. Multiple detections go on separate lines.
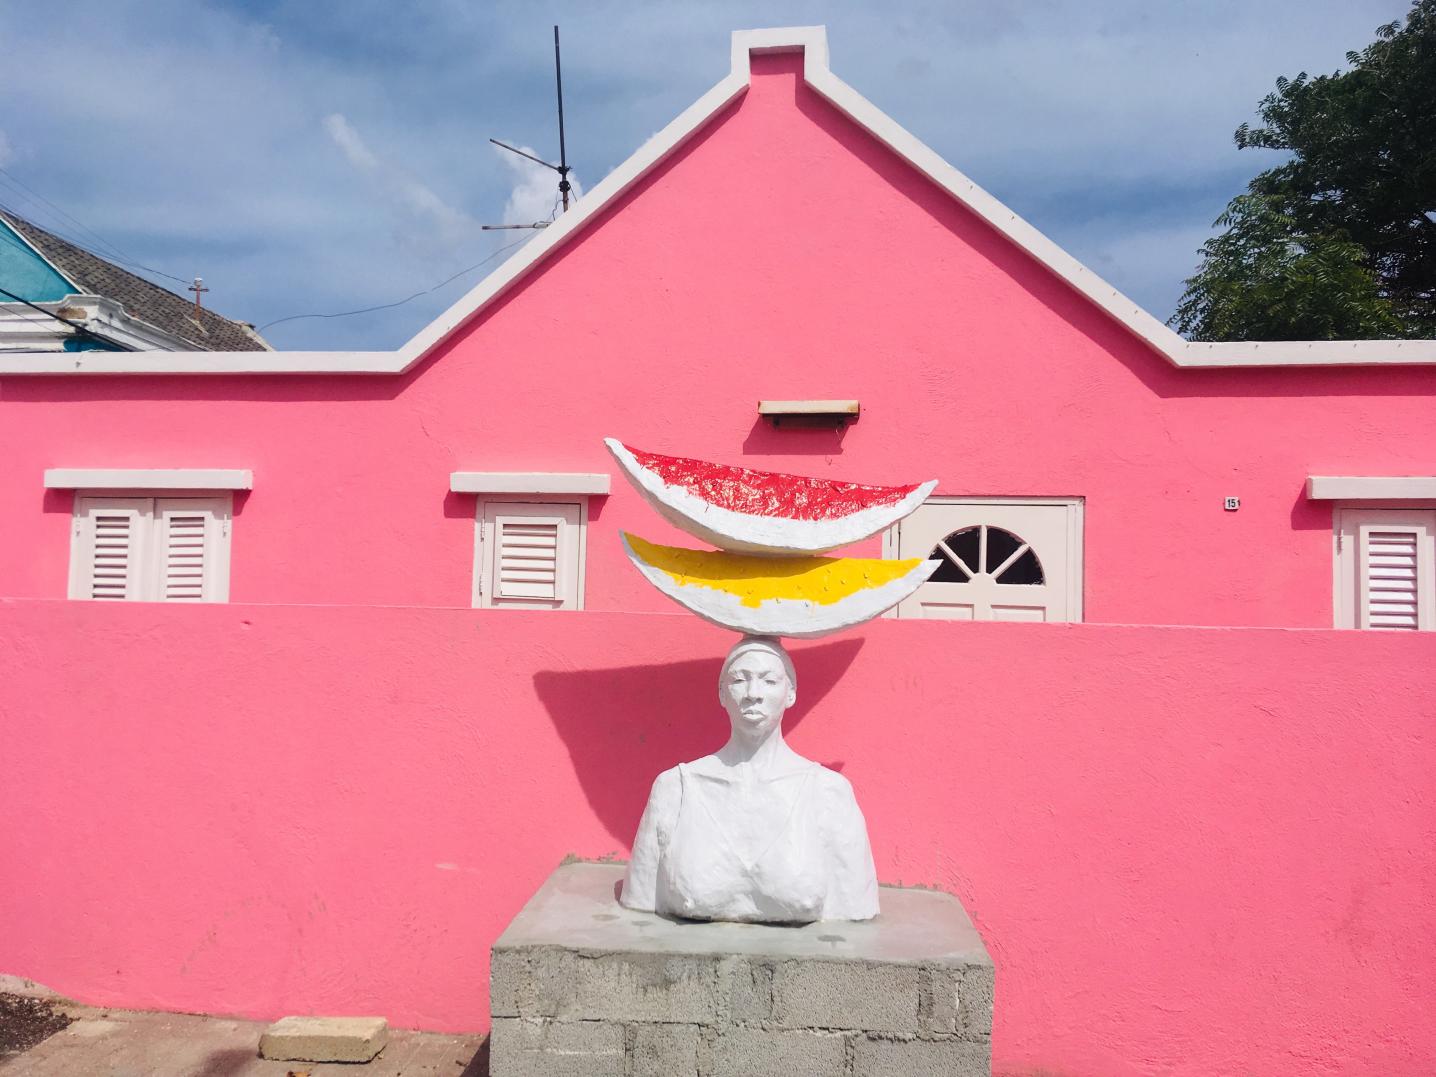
1306, 476, 1436, 500
451, 472, 611, 495
45, 468, 253, 490
5, 26, 1434, 376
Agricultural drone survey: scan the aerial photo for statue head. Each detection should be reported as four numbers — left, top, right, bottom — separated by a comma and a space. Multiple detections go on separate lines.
718, 636, 797, 740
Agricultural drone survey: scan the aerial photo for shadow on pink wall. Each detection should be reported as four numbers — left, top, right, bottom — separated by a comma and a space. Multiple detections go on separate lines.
532, 636, 864, 844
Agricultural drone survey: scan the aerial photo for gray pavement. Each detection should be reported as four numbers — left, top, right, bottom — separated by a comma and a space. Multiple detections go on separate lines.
0, 1004, 487, 1076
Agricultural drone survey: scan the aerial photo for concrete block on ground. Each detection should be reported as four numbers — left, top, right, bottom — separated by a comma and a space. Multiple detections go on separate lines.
489, 862, 995, 1076
258, 1015, 388, 1062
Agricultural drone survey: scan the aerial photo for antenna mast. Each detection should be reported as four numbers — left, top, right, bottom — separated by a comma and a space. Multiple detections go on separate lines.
554, 25, 571, 213
482, 24, 574, 231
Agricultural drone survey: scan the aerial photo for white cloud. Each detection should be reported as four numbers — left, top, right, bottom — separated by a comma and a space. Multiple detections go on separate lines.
323, 113, 377, 172
323, 111, 480, 260
0, 0, 1407, 348
0, 130, 13, 168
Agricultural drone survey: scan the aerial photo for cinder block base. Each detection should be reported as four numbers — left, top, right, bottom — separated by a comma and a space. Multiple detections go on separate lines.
490, 863, 994, 1076
259, 1015, 388, 1062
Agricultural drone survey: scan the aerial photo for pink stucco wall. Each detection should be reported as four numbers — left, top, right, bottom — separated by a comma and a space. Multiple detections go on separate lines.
1, 600, 1432, 1075
2, 54, 1435, 627
2, 46, 1433, 1076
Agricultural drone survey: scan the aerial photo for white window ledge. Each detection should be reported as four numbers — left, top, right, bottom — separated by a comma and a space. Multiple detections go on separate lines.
450, 471, 610, 495
1306, 476, 1436, 500
758, 399, 861, 416
45, 468, 253, 490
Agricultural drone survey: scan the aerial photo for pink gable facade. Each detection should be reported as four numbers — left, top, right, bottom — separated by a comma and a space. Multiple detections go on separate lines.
1, 48, 1433, 625
2, 29, 1434, 1077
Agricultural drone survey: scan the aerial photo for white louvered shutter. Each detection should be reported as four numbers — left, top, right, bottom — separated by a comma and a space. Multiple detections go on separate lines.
156, 497, 228, 602
1358, 520, 1434, 630
480, 501, 581, 609
73, 497, 149, 600
69, 494, 231, 602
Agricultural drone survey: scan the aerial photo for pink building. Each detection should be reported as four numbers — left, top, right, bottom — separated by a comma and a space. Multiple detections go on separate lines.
2, 28, 1433, 1076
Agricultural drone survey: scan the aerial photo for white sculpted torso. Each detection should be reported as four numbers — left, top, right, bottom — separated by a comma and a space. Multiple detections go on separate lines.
621, 755, 879, 923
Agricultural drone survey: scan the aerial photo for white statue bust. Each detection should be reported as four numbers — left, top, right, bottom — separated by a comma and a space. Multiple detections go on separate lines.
621, 636, 879, 923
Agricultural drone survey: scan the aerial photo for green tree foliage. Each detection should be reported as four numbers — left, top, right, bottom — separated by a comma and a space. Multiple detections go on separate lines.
1173, 1, 1436, 340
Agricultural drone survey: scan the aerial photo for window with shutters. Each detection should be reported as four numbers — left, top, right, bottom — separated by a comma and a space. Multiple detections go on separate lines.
474, 499, 586, 610
1334, 507, 1435, 630
68, 495, 231, 602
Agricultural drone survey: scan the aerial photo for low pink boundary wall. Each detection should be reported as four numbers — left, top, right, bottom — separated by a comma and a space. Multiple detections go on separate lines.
2, 600, 1432, 1075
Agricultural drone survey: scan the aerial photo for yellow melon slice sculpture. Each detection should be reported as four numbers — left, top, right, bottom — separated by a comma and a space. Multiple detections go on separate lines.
622, 534, 940, 639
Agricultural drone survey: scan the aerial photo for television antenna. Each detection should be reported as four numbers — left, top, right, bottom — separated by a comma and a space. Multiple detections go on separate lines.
482, 25, 574, 232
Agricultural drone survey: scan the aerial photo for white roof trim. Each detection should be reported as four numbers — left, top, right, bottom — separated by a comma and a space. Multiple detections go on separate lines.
45, 468, 253, 490
10, 351, 394, 374
4, 25, 1434, 376
1306, 475, 1436, 500
450, 471, 611, 495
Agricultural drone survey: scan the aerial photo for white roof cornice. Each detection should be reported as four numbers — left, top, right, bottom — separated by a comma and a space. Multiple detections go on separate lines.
44, 468, 253, 490
1306, 475, 1436, 500
4, 25, 1434, 376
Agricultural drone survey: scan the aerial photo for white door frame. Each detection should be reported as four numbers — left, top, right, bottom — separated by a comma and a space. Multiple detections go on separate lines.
883, 496, 1084, 621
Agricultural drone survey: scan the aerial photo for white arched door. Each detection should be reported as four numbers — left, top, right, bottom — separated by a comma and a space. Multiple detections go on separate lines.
887, 498, 1083, 622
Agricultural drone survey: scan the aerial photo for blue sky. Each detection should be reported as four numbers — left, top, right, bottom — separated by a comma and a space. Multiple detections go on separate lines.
0, 0, 1410, 350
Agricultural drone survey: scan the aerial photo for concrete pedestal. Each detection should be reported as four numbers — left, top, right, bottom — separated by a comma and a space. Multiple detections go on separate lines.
489, 862, 993, 1076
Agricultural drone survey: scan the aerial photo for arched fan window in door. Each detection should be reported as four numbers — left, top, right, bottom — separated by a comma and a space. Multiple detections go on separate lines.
927, 525, 1044, 585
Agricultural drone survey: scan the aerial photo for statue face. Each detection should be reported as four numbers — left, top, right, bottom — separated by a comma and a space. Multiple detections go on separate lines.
720, 649, 796, 739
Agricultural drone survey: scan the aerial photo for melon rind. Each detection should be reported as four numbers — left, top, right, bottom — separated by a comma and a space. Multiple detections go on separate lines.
622, 534, 941, 639
605, 438, 937, 556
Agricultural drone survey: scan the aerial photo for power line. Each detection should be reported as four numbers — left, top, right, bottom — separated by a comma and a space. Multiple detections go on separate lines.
258, 237, 531, 332
0, 166, 157, 270
0, 228, 144, 347
0, 220, 57, 263
0, 227, 89, 338
0, 228, 130, 343
0, 173, 192, 286
0, 299, 69, 338
0, 284, 136, 351
0, 171, 133, 265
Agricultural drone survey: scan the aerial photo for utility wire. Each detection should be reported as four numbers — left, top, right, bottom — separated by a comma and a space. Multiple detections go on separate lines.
0, 167, 134, 262
0, 221, 59, 264
0, 300, 68, 338
0, 284, 135, 351
0, 174, 192, 286
258, 237, 531, 332
0, 167, 166, 272
0, 229, 130, 341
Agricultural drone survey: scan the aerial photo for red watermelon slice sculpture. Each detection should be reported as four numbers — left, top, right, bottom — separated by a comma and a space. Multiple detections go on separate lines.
605, 438, 937, 556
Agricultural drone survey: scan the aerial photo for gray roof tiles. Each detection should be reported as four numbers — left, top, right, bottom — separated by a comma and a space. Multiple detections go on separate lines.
0, 208, 269, 352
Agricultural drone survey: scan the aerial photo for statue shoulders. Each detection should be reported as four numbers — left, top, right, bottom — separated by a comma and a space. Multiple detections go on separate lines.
811, 767, 867, 836
633, 766, 684, 846
646, 765, 684, 802
811, 764, 857, 798
682, 752, 822, 782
